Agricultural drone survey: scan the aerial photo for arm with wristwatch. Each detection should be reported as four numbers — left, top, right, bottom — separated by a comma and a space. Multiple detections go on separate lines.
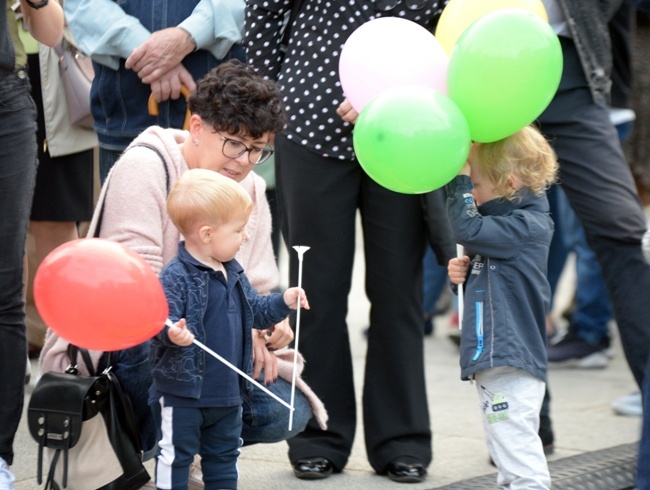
16, 0, 64, 47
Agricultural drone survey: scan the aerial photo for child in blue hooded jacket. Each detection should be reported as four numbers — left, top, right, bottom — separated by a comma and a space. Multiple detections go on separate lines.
446, 125, 558, 490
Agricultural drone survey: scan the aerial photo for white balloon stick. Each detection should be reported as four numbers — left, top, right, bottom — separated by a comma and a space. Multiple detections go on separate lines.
164, 319, 293, 411
289, 245, 310, 431
456, 244, 464, 330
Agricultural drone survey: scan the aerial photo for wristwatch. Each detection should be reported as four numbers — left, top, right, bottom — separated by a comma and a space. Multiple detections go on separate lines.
24, 0, 49, 9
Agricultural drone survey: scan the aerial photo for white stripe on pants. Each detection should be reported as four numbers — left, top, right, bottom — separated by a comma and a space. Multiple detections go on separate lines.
474, 367, 550, 489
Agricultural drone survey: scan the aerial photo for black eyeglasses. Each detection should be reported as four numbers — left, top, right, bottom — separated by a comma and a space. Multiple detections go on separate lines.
217, 132, 273, 165
374, 0, 429, 12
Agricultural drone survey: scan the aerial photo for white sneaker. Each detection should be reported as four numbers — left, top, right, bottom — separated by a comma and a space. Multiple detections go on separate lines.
0, 457, 16, 490
643, 229, 650, 264
612, 391, 643, 417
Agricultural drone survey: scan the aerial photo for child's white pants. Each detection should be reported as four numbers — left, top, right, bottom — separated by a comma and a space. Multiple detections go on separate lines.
474, 366, 551, 489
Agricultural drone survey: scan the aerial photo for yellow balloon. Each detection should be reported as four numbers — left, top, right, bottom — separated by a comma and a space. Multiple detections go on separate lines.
435, 0, 548, 55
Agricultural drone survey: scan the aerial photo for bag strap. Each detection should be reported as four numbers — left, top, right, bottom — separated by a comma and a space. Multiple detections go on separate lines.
105, 371, 144, 454
66, 343, 96, 376
93, 143, 170, 238
52, 42, 64, 59
45, 449, 62, 490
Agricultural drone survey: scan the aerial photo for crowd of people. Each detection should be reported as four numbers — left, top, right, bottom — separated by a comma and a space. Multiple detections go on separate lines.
1, 0, 649, 489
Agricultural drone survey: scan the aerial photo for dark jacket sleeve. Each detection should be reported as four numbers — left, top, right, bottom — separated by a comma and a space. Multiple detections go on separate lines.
421, 187, 456, 266
240, 273, 292, 329
445, 176, 535, 261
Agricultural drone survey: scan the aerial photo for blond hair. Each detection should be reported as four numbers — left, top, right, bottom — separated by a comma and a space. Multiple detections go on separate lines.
167, 169, 253, 237
472, 125, 558, 202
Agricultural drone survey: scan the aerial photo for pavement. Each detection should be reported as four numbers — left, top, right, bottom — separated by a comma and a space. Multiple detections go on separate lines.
12, 217, 643, 489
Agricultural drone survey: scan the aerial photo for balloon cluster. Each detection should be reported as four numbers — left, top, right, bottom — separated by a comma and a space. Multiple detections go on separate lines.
34, 239, 168, 351
340, 0, 562, 194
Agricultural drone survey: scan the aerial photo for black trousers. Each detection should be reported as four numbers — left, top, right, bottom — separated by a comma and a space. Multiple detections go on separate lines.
537, 39, 650, 388
275, 135, 432, 472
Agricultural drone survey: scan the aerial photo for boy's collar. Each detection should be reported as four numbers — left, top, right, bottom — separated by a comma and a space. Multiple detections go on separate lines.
177, 241, 244, 274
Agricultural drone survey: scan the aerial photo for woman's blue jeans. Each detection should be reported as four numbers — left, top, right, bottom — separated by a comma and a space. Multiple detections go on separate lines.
0, 69, 37, 465
113, 344, 312, 456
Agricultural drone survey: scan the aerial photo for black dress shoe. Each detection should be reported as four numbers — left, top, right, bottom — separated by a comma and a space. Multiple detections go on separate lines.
385, 459, 427, 483
292, 457, 334, 480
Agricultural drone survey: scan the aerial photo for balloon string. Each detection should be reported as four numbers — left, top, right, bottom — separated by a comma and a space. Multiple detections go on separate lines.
289, 245, 310, 431
164, 319, 293, 411
456, 244, 464, 330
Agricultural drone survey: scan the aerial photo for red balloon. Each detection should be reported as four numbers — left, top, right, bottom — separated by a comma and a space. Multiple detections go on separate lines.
34, 238, 168, 351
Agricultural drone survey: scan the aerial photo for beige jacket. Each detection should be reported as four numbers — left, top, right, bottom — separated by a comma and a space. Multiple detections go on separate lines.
38, 29, 97, 157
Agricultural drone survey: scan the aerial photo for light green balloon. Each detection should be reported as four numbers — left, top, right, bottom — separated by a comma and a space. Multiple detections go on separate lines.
447, 9, 563, 143
353, 86, 471, 194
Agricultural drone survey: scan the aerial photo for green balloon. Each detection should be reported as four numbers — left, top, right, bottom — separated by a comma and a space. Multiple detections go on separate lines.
353, 86, 471, 194
447, 9, 563, 143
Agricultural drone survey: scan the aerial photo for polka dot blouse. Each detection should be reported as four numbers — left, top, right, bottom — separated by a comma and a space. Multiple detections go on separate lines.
245, 0, 447, 161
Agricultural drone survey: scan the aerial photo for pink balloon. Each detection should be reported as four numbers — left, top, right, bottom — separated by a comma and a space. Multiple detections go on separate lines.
339, 17, 448, 112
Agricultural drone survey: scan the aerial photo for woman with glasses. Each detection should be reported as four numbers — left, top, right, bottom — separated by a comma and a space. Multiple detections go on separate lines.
245, 0, 448, 484
40, 59, 325, 488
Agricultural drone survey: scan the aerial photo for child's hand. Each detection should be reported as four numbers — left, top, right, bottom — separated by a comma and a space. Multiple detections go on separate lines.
448, 256, 470, 285
167, 318, 194, 346
283, 287, 310, 311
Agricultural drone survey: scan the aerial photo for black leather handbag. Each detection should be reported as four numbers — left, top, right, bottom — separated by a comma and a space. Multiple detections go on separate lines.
27, 346, 150, 490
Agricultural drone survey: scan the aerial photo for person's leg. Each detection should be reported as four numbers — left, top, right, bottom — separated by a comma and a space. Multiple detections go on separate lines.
475, 367, 550, 490
240, 376, 312, 445
637, 355, 650, 488
538, 83, 650, 388
199, 407, 242, 490
152, 402, 202, 490
276, 135, 359, 471
547, 189, 613, 367
360, 175, 432, 474
0, 71, 38, 471
112, 343, 158, 455
546, 184, 570, 303
557, 189, 612, 345
98, 147, 124, 184
422, 246, 448, 335
29, 221, 79, 264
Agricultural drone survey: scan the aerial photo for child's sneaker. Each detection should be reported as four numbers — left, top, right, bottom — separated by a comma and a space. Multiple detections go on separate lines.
0, 457, 15, 490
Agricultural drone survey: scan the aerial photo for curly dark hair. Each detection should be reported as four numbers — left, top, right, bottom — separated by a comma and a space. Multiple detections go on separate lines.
188, 60, 287, 139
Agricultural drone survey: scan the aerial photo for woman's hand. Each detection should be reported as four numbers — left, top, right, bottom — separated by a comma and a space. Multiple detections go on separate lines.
336, 98, 359, 124
252, 334, 278, 385
261, 318, 294, 351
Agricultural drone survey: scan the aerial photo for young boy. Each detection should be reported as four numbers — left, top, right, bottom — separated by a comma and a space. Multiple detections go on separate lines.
446, 125, 558, 489
149, 168, 309, 490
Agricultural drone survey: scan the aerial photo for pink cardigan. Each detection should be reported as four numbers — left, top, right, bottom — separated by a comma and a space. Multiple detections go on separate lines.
40, 126, 327, 429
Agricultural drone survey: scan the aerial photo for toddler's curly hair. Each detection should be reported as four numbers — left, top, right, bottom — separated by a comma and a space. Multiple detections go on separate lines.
473, 125, 558, 202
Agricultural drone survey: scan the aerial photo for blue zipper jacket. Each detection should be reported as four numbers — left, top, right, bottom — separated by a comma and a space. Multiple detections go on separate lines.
151, 244, 291, 400
446, 175, 553, 382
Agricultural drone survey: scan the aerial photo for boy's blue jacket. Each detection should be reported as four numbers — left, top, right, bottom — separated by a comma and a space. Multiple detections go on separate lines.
446, 175, 553, 382
151, 245, 291, 400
